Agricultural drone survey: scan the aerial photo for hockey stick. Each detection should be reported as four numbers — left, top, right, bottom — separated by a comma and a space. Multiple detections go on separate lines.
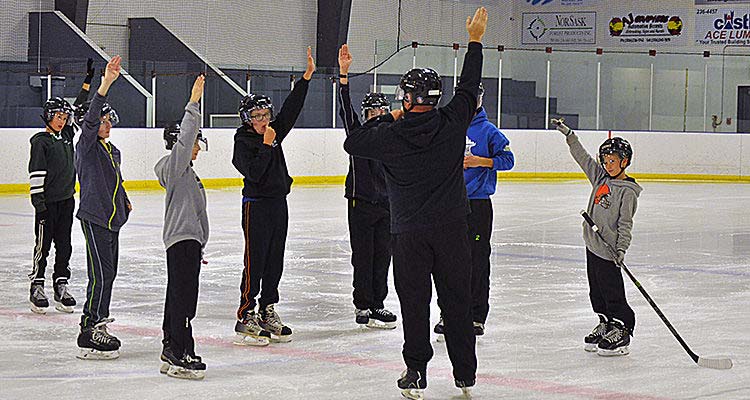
580, 210, 733, 370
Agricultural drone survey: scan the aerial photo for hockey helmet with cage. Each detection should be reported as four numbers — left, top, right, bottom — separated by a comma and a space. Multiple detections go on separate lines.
599, 137, 633, 167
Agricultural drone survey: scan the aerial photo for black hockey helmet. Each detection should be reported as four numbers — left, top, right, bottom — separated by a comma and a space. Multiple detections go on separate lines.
599, 137, 633, 167
163, 123, 208, 151
361, 92, 390, 120
239, 94, 274, 125
396, 68, 442, 108
42, 97, 73, 131
101, 103, 119, 126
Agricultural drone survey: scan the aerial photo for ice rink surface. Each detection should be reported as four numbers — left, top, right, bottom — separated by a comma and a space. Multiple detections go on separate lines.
0, 182, 747, 400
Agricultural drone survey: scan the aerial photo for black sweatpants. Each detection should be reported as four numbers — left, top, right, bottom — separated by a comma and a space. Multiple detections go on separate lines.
468, 199, 493, 324
393, 221, 476, 382
237, 198, 288, 320
162, 240, 201, 357
80, 219, 119, 328
347, 199, 392, 310
29, 197, 75, 284
586, 248, 636, 332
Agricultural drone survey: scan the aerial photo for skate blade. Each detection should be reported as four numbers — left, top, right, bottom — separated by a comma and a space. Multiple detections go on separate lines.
77, 348, 120, 360
460, 387, 472, 398
30, 303, 48, 314
597, 346, 629, 357
436, 334, 445, 343
400, 388, 424, 399
269, 333, 292, 343
584, 343, 599, 352
54, 302, 74, 313
167, 365, 205, 380
233, 333, 270, 347
367, 320, 397, 330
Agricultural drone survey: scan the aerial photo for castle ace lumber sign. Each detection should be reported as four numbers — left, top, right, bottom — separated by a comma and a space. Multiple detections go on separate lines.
696, 7, 750, 45
607, 12, 685, 45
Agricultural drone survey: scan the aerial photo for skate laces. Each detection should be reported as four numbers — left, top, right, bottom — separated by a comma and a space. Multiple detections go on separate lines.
602, 324, 623, 343
590, 322, 607, 338
94, 318, 117, 340
55, 283, 72, 300
31, 285, 46, 300
372, 308, 393, 318
262, 304, 282, 326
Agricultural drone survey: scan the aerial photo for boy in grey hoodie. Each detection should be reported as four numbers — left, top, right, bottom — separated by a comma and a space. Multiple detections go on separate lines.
154, 75, 209, 380
552, 118, 642, 357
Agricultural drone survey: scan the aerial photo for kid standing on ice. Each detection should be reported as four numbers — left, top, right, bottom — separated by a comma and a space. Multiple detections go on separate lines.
155, 75, 209, 379
552, 118, 642, 357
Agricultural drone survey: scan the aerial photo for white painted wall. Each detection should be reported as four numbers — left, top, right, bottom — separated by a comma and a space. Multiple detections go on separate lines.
1, 128, 748, 186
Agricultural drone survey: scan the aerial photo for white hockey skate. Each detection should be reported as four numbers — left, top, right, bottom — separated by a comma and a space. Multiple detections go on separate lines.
233, 312, 271, 347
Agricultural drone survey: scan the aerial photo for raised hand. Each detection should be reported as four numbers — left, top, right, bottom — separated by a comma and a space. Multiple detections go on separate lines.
551, 118, 571, 136
303, 46, 316, 80
190, 74, 205, 103
338, 44, 353, 75
263, 126, 277, 145
466, 7, 488, 43
98, 55, 122, 96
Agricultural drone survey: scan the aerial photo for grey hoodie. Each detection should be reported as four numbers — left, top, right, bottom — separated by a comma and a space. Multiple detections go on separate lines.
154, 102, 209, 250
567, 133, 643, 261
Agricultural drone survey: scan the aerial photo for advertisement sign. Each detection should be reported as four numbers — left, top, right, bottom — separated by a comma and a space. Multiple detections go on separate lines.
607, 12, 685, 44
695, 0, 750, 4
696, 8, 750, 45
522, 12, 596, 45
525, 0, 598, 6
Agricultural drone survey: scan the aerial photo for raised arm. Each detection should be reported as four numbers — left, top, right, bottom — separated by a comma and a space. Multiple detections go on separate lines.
272, 47, 316, 141
552, 118, 606, 185
73, 58, 95, 108
344, 109, 402, 161
337, 44, 361, 133
165, 75, 204, 176
77, 56, 121, 153
443, 7, 487, 125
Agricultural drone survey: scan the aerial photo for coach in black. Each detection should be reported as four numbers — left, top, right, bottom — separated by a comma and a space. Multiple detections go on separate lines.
344, 7, 488, 399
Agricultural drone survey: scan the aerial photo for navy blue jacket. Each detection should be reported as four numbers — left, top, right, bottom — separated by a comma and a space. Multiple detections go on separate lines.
338, 83, 388, 205
75, 93, 130, 231
344, 42, 484, 234
464, 107, 514, 199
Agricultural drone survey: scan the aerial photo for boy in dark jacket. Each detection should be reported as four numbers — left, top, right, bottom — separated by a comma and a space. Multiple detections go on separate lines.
344, 8, 488, 399
27, 59, 96, 314
552, 118, 642, 357
337, 43, 396, 330
155, 75, 209, 379
232, 47, 315, 344
75, 56, 131, 360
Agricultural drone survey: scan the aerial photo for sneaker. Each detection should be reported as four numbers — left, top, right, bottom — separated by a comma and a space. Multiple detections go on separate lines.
29, 282, 49, 314
368, 308, 397, 329
53, 281, 76, 313
398, 368, 427, 399
584, 314, 608, 352
259, 304, 293, 342
473, 321, 485, 336
77, 319, 120, 360
597, 319, 631, 357
234, 310, 271, 346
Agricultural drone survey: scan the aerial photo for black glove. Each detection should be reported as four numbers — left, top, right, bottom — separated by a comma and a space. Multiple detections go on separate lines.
84, 58, 95, 84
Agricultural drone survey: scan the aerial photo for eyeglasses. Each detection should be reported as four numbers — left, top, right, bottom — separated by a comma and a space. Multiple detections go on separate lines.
250, 112, 271, 121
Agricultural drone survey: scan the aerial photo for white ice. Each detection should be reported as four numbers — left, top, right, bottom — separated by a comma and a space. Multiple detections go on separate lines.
0, 182, 748, 399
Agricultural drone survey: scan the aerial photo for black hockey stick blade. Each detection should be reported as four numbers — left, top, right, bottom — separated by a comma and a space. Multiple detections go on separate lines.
697, 356, 733, 370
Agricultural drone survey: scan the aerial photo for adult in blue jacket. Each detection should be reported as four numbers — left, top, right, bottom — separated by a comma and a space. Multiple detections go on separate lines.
436, 89, 514, 337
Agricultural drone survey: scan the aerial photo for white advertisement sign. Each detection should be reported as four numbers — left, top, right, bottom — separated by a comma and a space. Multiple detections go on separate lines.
522, 12, 597, 45
695, 8, 750, 45
607, 12, 685, 45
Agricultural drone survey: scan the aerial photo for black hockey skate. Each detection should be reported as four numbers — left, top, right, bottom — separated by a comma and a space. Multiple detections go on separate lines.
584, 314, 608, 352
29, 282, 49, 314
77, 318, 120, 360
597, 319, 631, 357
234, 310, 271, 347
53, 281, 76, 313
367, 308, 397, 330
259, 304, 293, 343
160, 346, 206, 380
434, 317, 445, 342
455, 377, 476, 398
355, 308, 370, 325
398, 368, 427, 399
